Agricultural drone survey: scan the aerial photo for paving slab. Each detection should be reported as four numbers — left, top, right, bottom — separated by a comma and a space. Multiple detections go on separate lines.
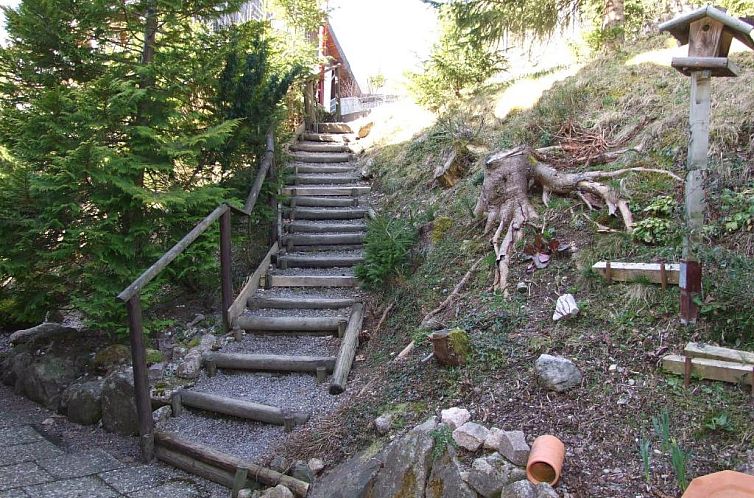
0, 488, 30, 498
0, 440, 64, 467
0, 462, 54, 491
23, 475, 121, 498
99, 465, 168, 494
128, 481, 202, 498
37, 449, 125, 479
0, 426, 43, 447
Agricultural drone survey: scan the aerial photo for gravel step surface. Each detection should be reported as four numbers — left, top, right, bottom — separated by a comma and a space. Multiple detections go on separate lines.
283, 249, 364, 258
269, 267, 356, 276
240, 308, 349, 319
253, 287, 362, 299
222, 333, 339, 357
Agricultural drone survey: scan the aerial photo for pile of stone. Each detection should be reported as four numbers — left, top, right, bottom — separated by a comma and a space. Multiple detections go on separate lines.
308, 406, 563, 498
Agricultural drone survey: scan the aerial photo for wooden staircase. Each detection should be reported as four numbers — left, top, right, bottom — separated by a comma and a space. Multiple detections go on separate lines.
154, 125, 370, 496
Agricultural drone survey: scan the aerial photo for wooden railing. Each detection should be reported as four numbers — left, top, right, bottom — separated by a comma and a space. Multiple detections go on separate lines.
116, 130, 277, 462
303, 62, 342, 132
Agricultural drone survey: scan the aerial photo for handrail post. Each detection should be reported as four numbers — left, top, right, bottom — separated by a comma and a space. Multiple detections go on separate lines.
220, 208, 233, 332
125, 295, 155, 462
267, 132, 279, 246
335, 66, 342, 121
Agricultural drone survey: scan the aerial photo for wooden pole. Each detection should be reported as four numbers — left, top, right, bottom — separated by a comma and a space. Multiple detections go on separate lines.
125, 295, 155, 462
220, 209, 233, 333
680, 70, 711, 324
335, 66, 342, 121
330, 303, 365, 394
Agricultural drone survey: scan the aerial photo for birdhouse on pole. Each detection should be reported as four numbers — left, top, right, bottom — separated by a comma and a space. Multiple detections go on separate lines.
659, 7, 754, 324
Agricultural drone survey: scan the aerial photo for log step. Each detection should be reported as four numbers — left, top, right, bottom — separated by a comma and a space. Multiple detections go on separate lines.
282, 233, 365, 246
280, 244, 364, 253
277, 253, 364, 268
178, 390, 310, 426
288, 174, 361, 185
290, 142, 351, 153
248, 296, 356, 310
288, 207, 368, 220
269, 274, 358, 288
316, 122, 354, 134
282, 186, 371, 196
203, 352, 336, 373
288, 196, 360, 208
290, 152, 353, 163
287, 164, 357, 174
287, 221, 366, 233
236, 315, 346, 332
300, 132, 356, 143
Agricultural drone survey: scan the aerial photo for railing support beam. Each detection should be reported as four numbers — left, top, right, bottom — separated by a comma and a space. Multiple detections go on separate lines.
220, 209, 233, 333
125, 295, 155, 462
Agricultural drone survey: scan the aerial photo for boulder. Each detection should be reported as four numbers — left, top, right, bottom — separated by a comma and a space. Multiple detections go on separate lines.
371, 419, 436, 497
101, 367, 138, 435
308, 444, 385, 498
484, 427, 504, 450
1, 350, 32, 387
498, 430, 530, 466
9, 322, 77, 346
148, 363, 164, 381
535, 354, 582, 392
152, 405, 172, 430
374, 414, 392, 435
176, 349, 202, 379
260, 485, 293, 498
501, 480, 559, 498
464, 453, 527, 498
22, 355, 79, 410
61, 380, 104, 425
441, 407, 470, 430
425, 447, 476, 498
452, 422, 490, 451
94, 344, 131, 372
291, 461, 314, 483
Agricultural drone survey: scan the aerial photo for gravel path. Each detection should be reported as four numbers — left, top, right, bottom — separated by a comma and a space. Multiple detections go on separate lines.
242, 307, 349, 318
269, 267, 355, 276
253, 287, 363, 299
222, 334, 339, 357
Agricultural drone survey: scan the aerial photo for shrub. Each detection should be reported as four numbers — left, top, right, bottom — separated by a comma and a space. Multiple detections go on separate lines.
355, 216, 417, 289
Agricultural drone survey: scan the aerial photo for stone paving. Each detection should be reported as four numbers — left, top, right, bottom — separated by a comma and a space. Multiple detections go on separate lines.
0, 391, 223, 498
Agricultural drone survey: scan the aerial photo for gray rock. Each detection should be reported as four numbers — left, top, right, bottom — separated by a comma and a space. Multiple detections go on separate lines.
101, 367, 138, 435
238, 489, 254, 498
535, 354, 582, 392
371, 423, 435, 497
374, 414, 392, 435
498, 430, 530, 466
148, 363, 164, 381
62, 380, 103, 425
176, 349, 202, 379
23, 355, 79, 410
501, 480, 560, 498
197, 334, 217, 353
484, 427, 504, 450
465, 453, 527, 498
308, 444, 385, 498
152, 405, 172, 430
260, 485, 294, 498
269, 456, 289, 473
425, 447, 476, 498
441, 407, 470, 429
452, 422, 490, 451
308, 458, 325, 475
291, 461, 314, 483
9, 322, 77, 346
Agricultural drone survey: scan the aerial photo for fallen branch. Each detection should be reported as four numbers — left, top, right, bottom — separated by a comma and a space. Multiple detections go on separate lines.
420, 256, 484, 328
373, 302, 394, 335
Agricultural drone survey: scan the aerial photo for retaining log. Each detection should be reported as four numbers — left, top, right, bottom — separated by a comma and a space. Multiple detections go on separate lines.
236, 315, 346, 332
248, 296, 356, 309
289, 207, 368, 220
300, 132, 356, 143
330, 303, 365, 395
282, 186, 370, 196
277, 254, 364, 268
282, 233, 365, 246
288, 196, 359, 207
203, 352, 336, 373
290, 142, 350, 153
289, 174, 360, 185
178, 390, 310, 426
287, 221, 366, 233
269, 274, 358, 287
287, 164, 356, 174
290, 152, 353, 163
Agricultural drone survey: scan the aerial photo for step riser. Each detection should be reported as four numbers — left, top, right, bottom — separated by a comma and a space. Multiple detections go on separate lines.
287, 165, 357, 174
290, 143, 351, 153
269, 275, 358, 287
277, 256, 364, 268
178, 391, 308, 426
289, 209, 368, 220
289, 176, 361, 185
288, 196, 359, 208
282, 186, 371, 196
248, 297, 356, 309
204, 353, 335, 373
287, 222, 366, 233
300, 132, 355, 143
317, 123, 354, 134
281, 244, 364, 253
290, 154, 353, 164
283, 234, 365, 246
237, 316, 346, 332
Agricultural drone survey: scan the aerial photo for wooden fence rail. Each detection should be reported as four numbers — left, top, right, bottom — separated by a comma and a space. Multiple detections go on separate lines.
116, 130, 276, 462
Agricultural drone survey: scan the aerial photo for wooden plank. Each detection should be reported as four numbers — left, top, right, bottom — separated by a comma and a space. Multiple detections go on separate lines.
179, 390, 309, 426
330, 303, 365, 394
227, 243, 278, 328
269, 275, 358, 287
154, 432, 309, 497
671, 56, 740, 77
204, 352, 336, 373
592, 262, 680, 285
684, 343, 754, 365
662, 354, 753, 386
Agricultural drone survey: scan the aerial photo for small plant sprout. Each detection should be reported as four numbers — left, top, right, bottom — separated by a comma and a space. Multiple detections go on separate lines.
638, 436, 651, 486
651, 411, 671, 452
670, 439, 690, 492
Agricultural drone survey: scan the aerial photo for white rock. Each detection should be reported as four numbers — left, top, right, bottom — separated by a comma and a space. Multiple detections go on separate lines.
374, 414, 392, 435
260, 484, 294, 498
453, 422, 490, 451
552, 294, 579, 321
441, 407, 471, 429
308, 458, 325, 475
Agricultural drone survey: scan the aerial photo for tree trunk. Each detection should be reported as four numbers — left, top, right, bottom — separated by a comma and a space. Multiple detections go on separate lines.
602, 0, 625, 49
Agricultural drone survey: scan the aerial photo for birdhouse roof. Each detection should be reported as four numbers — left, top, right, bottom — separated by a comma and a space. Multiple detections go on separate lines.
659, 6, 754, 51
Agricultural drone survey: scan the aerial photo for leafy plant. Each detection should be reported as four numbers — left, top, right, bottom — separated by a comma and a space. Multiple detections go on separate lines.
703, 412, 734, 433
431, 425, 456, 459
355, 216, 417, 289
638, 436, 651, 485
651, 410, 671, 452
642, 195, 676, 217
632, 217, 671, 245
670, 439, 690, 492
720, 185, 754, 233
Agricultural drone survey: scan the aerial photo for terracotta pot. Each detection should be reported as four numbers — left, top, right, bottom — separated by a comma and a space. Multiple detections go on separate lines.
526, 435, 565, 486
682, 470, 754, 498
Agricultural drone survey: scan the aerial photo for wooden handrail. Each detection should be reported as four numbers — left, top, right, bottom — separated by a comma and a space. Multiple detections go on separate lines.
117, 129, 277, 463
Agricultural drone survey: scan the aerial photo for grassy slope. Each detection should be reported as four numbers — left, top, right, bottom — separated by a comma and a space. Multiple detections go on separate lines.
283, 37, 754, 497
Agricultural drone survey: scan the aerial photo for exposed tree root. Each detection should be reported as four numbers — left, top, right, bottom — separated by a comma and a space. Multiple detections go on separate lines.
421, 256, 484, 328
474, 146, 682, 294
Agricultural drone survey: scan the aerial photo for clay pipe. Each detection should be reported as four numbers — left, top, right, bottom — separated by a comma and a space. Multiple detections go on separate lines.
527, 435, 565, 486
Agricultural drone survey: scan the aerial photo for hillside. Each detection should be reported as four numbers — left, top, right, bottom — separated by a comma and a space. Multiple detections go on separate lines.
282, 36, 754, 497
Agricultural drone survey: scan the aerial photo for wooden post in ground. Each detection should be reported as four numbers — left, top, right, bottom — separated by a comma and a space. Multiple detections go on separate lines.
220, 209, 233, 333
680, 69, 710, 324
125, 295, 155, 462
335, 66, 342, 121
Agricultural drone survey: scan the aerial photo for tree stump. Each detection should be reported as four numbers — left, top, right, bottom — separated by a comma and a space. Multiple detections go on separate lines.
430, 328, 471, 366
